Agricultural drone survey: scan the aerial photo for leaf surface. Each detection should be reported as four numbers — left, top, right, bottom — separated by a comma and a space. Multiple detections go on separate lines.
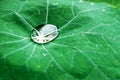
0, 0, 120, 80
87, 0, 120, 8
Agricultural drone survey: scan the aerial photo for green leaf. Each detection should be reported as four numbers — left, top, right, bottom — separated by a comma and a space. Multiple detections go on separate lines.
86, 0, 120, 9
0, 0, 120, 80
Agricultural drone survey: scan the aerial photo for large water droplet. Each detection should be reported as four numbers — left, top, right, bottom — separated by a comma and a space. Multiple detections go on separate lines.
31, 24, 59, 44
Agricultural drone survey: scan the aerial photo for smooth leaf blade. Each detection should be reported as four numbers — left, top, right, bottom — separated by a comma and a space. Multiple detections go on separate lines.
0, 0, 120, 80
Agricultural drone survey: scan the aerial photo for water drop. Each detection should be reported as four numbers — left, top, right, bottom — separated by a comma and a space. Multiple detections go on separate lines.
90, 2, 94, 5
31, 24, 59, 44
42, 53, 47, 56
96, 44, 99, 47
102, 9, 106, 12
79, 0, 83, 3
53, 3, 58, 6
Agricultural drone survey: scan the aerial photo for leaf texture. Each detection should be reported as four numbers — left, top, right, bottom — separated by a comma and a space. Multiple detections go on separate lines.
0, 0, 120, 80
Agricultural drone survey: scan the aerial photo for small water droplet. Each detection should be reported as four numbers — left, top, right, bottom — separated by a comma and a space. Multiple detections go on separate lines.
31, 24, 59, 44
96, 44, 99, 47
79, 0, 83, 3
102, 9, 106, 12
53, 3, 58, 6
43, 53, 47, 56
90, 2, 94, 5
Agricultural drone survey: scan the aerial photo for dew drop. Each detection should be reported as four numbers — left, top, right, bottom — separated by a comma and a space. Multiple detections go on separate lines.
42, 53, 47, 56
53, 3, 59, 6
31, 24, 59, 44
90, 2, 94, 5
102, 9, 106, 12
79, 0, 83, 3
96, 44, 99, 47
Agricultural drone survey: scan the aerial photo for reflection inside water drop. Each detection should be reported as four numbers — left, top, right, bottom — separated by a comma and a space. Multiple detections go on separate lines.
31, 24, 59, 44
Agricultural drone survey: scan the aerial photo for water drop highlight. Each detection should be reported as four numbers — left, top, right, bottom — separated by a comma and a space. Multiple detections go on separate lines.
31, 24, 59, 44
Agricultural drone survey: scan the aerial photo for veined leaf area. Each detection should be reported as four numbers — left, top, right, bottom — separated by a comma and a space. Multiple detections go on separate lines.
0, 0, 120, 80
87, 0, 120, 9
